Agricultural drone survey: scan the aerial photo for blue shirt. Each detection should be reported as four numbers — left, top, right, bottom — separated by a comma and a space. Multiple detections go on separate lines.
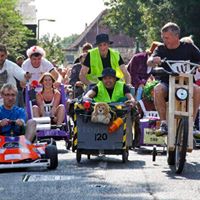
0, 106, 26, 136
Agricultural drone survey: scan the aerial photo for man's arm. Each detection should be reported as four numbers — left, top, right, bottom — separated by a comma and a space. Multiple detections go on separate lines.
15, 108, 26, 126
83, 89, 96, 99
79, 65, 92, 85
147, 56, 161, 67
125, 93, 136, 107
50, 68, 63, 87
120, 64, 131, 84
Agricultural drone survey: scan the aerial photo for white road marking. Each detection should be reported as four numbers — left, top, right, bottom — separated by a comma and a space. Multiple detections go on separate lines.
26, 175, 79, 182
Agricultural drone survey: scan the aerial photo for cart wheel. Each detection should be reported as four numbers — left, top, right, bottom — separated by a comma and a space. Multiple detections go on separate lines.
167, 149, 175, 165
152, 146, 157, 162
45, 145, 58, 170
66, 140, 72, 150
175, 117, 188, 174
193, 138, 197, 150
122, 149, 128, 163
72, 138, 76, 152
87, 154, 90, 159
76, 149, 81, 163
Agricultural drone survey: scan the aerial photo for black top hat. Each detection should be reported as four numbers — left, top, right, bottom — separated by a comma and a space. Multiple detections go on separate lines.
95, 33, 113, 45
98, 68, 119, 80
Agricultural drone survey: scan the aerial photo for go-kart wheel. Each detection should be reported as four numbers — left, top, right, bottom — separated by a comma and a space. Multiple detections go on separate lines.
152, 146, 157, 162
167, 149, 175, 165
76, 149, 81, 163
41, 138, 56, 147
49, 139, 56, 147
122, 149, 128, 163
193, 138, 197, 150
45, 145, 58, 170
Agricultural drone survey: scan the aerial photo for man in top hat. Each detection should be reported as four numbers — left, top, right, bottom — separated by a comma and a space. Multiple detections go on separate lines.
22, 46, 62, 87
79, 33, 131, 86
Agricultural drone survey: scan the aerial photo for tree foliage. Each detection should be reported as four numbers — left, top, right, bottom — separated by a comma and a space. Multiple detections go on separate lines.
38, 33, 79, 66
61, 34, 79, 48
0, 0, 33, 58
103, 0, 200, 48
38, 34, 64, 65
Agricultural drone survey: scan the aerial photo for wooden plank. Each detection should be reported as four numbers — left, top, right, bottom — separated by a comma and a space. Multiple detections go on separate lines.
174, 111, 189, 116
188, 74, 193, 150
168, 76, 176, 149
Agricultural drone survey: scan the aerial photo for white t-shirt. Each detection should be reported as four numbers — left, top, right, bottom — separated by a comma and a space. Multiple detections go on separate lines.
0, 59, 26, 86
22, 58, 54, 82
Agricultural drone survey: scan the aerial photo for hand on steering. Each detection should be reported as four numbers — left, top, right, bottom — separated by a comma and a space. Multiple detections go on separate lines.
125, 99, 136, 108
15, 119, 24, 126
24, 72, 32, 80
0, 119, 10, 127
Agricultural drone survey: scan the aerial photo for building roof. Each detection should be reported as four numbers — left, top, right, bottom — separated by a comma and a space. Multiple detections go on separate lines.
66, 10, 134, 51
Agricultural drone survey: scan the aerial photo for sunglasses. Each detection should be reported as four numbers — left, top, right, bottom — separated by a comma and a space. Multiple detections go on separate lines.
3, 93, 16, 97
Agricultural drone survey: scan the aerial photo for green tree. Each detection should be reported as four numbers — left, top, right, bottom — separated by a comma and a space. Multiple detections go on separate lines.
138, 0, 175, 46
61, 34, 79, 48
38, 34, 64, 66
103, 0, 200, 47
0, 0, 33, 59
104, 0, 145, 42
171, 0, 200, 46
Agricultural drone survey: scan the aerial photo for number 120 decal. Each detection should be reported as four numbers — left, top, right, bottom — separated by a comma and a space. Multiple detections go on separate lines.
95, 133, 108, 141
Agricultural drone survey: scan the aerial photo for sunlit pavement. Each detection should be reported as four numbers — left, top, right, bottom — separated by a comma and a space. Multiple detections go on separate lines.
0, 141, 200, 200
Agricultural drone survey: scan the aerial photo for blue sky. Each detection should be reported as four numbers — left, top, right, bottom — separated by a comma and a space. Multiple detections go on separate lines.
35, 0, 106, 38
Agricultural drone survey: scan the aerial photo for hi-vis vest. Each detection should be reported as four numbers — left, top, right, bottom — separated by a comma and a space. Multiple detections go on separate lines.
86, 48, 124, 83
94, 80, 124, 103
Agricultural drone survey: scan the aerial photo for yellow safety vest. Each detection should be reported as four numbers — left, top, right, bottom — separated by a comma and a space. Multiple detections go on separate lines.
86, 48, 124, 83
94, 80, 125, 103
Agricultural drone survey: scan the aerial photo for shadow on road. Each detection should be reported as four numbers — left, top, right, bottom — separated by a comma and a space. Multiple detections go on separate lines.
163, 161, 200, 180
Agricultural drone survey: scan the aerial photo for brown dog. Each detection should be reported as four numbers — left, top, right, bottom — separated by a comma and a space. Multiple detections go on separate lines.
91, 103, 111, 124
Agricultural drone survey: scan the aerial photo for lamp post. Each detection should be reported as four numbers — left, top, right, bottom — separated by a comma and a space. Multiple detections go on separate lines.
37, 19, 56, 40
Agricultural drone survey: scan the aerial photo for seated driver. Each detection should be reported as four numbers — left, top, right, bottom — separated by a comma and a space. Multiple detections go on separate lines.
83, 68, 136, 105
83, 68, 136, 148
32, 72, 65, 125
0, 83, 36, 142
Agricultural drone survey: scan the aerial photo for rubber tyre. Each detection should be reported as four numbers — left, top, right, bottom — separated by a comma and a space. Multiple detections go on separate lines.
167, 150, 175, 165
45, 145, 58, 170
66, 140, 72, 150
122, 149, 128, 163
76, 149, 81, 163
175, 117, 188, 174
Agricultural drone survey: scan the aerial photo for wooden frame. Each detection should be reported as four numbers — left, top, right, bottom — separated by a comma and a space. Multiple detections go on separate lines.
168, 73, 193, 152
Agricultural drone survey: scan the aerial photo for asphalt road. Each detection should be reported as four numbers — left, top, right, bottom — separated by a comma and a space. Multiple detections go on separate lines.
1, 142, 200, 200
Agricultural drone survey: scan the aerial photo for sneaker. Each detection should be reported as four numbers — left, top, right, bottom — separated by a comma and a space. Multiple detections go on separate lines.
155, 123, 168, 136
